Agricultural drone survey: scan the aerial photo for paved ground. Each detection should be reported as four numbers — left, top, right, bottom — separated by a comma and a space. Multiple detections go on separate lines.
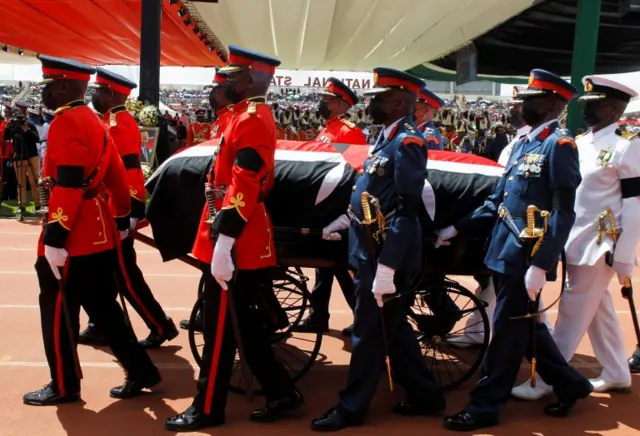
1, 219, 640, 435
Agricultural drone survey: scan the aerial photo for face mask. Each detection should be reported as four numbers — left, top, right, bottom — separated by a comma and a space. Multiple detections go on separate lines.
582, 103, 601, 127
366, 99, 387, 125
318, 101, 331, 119
223, 82, 242, 104
521, 100, 543, 126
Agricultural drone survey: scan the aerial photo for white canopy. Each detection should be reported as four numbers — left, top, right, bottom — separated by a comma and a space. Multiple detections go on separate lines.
194, 0, 534, 71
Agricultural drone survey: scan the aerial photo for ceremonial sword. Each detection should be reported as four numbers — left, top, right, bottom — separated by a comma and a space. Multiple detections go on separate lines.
361, 192, 394, 393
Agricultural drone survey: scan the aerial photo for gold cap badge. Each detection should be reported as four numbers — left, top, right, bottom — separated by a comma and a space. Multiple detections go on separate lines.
512, 86, 518, 98
373, 73, 379, 86
528, 73, 535, 86
585, 79, 594, 92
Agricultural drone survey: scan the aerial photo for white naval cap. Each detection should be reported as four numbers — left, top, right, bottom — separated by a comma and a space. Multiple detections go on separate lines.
579, 75, 638, 103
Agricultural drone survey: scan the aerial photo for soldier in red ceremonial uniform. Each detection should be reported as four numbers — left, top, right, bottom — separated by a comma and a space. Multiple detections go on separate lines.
166, 45, 303, 432
294, 77, 366, 336
186, 108, 212, 147
78, 67, 179, 349
181, 70, 234, 332
23, 56, 160, 407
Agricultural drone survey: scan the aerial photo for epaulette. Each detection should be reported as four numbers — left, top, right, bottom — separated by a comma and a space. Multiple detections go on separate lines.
340, 118, 356, 129
557, 137, 577, 149
403, 122, 417, 134
109, 112, 118, 128
616, 128, 638, 140
402, 135, 425, 147
247, 101, 257, 115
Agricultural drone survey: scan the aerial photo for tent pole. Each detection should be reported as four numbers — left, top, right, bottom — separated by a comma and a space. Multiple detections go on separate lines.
566, 0, 601, 134
139, 0, 162, 107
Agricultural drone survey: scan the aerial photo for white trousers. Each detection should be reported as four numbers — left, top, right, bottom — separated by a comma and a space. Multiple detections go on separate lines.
552, 257, 631, 384
463, 278, 553, 342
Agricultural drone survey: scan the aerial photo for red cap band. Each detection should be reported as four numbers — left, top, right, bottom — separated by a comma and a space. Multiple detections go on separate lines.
418, 92, 442, 110
213, 73, 226, 84
326, 82, 356, 106
96, 76, 133, 96
228, 54, 276, 74
529, 79, 574, 101
42, 67, 91, 82
375, 76, 420, 94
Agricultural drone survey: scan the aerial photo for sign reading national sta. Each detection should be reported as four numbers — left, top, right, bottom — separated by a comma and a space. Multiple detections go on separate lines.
270, 70, 374, 89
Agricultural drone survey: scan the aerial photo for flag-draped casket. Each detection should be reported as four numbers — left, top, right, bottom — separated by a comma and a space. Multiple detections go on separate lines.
145, 140, 503, 272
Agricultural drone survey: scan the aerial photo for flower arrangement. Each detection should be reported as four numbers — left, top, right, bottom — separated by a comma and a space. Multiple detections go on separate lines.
139, 105, 160, 128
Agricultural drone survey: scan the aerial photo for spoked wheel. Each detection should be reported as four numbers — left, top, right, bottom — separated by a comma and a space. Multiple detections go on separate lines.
187, 267, 323, 396
408, 277, 490, 390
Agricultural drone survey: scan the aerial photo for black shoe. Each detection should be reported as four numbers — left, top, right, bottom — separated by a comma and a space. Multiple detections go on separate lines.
629, 353, 640, 373
23, 383, 80, 406
139, 318, 179, 349
165, 404, 225, 432
311, 408, 361, 432
109, 373, 162, 399
292, 315, 329, 333
250, 389, 305, 423
341, 325, 353, 337
443, 411, 498, 432
179, 318, 203, 332
392, 399, 446, 416
543, 398, 578, 417
78, 324, 108, 346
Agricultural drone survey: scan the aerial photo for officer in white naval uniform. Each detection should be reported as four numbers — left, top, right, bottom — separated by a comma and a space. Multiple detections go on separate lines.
512, 76, 640, 400
447, 87, 552, 348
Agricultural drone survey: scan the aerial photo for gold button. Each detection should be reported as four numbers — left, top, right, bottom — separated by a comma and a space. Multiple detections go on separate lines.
98, 232, 103, 236
352, 186, 357, 191
525, 171, 530, 177
504, 192, 509, 197
513, 161, 518, 165
508, 177, 513, 182
359, 170, 364, 175
96, 217, 100, 221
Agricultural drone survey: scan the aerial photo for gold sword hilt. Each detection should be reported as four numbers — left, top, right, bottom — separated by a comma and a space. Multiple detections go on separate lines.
526, 205, 538, 238
361, 192, 374, 224
603, 208, 631, 287
597, 211, 607, 245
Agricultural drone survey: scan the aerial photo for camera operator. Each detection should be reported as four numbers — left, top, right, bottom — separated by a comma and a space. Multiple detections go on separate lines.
4, 101, 41, 213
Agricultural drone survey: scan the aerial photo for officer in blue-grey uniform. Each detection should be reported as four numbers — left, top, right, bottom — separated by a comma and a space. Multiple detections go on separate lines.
311, 68, 444, 432
415, 86, 445, 150
435, 69, 594, 432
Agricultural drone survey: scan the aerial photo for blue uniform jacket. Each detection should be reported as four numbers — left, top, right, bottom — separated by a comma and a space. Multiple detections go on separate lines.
456, 121, 581, 279
348, 116, 436, 273
419, 121, 443, 150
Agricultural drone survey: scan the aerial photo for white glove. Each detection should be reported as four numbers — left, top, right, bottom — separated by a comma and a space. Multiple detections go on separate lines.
119, 230, 129, 240
612, 261, 634, 285
44, 245, 68, 280
372, 264, 396, 308
129, 218, 139, 231
435, 225, 458, 248
322, 214, 350, 241
524, 265, 546, 301
211, 234, 236, 290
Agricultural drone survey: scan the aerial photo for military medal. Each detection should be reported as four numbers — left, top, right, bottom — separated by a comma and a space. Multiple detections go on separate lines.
596, 146, 614, 168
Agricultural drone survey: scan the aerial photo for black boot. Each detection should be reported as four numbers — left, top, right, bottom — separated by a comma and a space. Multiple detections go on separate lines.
109, 372, 162, 399
249, 389, 305, 423
23, 382, 80, 406
78, 323, 108, 346
139, 318, 179, 349
165, 404, 225, 432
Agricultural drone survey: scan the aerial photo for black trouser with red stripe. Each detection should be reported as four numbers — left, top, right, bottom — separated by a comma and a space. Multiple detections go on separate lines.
194, 265, 295, 417
87, 236, 171, 336
35, 250, 159, 395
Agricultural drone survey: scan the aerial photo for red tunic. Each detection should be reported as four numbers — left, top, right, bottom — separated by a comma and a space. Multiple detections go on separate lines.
37, 102, 130, 257
192, 106, 234, 263
316, 117, 367, 144
187, 122, 212, 147
210, 98, 276, 270
102, 106, 146, 222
